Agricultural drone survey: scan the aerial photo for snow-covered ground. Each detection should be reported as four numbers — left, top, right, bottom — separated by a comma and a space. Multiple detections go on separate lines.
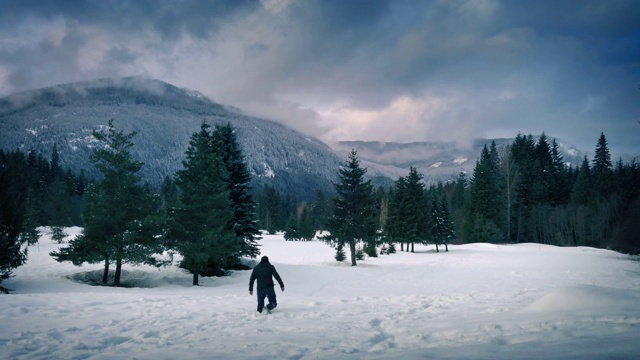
2, 228, 640, 359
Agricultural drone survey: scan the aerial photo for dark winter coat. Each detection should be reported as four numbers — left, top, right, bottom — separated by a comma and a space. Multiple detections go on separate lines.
249, 257, 284, 291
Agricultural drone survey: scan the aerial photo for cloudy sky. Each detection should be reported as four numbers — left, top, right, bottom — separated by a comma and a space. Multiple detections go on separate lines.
1, 0, 639, 154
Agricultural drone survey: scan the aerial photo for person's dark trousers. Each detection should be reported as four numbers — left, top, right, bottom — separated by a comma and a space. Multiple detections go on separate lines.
257, 287, 277, 313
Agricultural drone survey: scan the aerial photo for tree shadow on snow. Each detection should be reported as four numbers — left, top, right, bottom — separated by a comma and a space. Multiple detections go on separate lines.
66, 269, 166, 288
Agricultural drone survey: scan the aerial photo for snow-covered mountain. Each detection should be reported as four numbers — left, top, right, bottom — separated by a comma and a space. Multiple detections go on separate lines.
0, 77, 588, 197
0, 77, 343, 199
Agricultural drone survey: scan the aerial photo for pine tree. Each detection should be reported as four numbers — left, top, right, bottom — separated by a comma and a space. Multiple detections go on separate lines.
323, 150, 378, 266
470, 143, 504, 242
312, 189, 330, 231
592, 132, 613, 198
386, 167, 430, 252
54, 182, 113, 283
212, 123, 261, 260
549, 139, 569, 206
439, 198, 455, 251
50, 143, 63, 180
298, 204, 316, 241
376, 186, 389, 232
431, 198, 454, 252
530, 133, 551, 204
283, 212, 300, 241
20, 188, 41, 246
386, 177, 412, 252
510, 134, 536, 242
51, 120, 163, 286
47, 178, 71, 243
500, 145, 518, 241
257, 185, 282, 234
572, 156, 593, 205
167, 122, 238, 285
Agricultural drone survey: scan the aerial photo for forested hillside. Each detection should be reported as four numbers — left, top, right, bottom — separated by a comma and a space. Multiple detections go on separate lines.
0, 77, 343, 200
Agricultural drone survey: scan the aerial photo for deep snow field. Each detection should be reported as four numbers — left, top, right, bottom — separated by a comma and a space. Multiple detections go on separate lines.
2, 227, 640, 359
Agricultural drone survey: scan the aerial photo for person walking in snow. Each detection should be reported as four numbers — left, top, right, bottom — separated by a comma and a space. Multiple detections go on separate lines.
249, 256, 285, 313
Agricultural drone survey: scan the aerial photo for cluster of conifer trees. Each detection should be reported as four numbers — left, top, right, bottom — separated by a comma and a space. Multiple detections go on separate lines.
0, 145, 87, 293
459, 133, 639, 253
268, 132, 640, 264
2, 125, 638, 291
0, 120, 261, 291
276, 150, 456, 266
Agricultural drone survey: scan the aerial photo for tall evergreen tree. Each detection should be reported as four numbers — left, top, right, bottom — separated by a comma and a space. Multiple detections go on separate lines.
386, 168, 432, 252
451, 172, 471, 242
510, 134, 536, 242
167, 122, 238, 285
500, 145, 518, 241
51, 120, 163, 286
549, 139, 569, 206
592, 132, 613, 198
572, 156, 593, 205
533, 133, 553, 204
386, 177, 412, 251
212, 123, 261, 260
323, 150, 378, 266
470, 142, 504, 242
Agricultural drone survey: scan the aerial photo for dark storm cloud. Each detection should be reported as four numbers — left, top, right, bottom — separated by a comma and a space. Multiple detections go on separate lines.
0, 0, 638, 154
0, 0, 259, 39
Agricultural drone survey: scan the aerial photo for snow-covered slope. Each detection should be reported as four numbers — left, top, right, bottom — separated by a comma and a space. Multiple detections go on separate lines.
3, 228, 640, 359
0, 77, 343, 199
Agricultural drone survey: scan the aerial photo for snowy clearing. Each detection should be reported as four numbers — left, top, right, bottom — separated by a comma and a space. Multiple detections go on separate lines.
2, 228, 640, 359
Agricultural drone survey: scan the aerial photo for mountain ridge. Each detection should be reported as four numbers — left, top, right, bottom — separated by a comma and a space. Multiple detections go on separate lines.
1, 77, 592, 198
333, 136, 585, 184
0, 77, 343, 200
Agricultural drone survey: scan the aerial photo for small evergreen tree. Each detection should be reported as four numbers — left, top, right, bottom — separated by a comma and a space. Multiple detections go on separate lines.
431, 198, 454, 252
283, 212, 300, 241
334, 244, 346, 262
323, 150, 378, 266
298, 204, 316, 241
